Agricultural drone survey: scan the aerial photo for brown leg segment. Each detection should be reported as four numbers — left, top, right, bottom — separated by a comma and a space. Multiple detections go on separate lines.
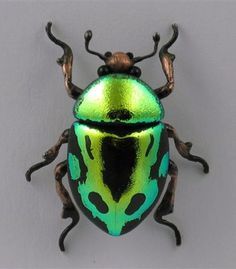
154, 160, 181, 246
154, 24, 178, 99
54, 161, 79, 252
45, 22, 83, 99
165, 123, 209, 173
25, 129, 69, 182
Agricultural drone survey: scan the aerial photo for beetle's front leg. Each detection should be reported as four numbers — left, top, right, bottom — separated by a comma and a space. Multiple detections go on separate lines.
154, 24, 178, 99
45, 22, 83, 99
25, 129, 69, 182
54, 160, 79, 252
165, 122, 209, 173
154, 160, 181, 246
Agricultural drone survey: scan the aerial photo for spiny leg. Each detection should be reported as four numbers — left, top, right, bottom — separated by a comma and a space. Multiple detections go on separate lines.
25, 129, 69, 182
154, 24, 179, 99
45, 22, 83, 99
154, 160, 181, 246
54, 160, 79, 252
165, 122, 209, 173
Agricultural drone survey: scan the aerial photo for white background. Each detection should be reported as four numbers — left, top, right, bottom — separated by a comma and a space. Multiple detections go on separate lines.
0, 1, 235, 268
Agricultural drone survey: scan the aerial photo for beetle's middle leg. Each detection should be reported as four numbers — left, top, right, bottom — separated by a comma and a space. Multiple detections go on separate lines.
154, 160, 181, 246
25, 129, 69, 182
165, 122, 209, 173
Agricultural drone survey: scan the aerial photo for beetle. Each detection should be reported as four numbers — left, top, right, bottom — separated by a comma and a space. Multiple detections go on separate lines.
26, 22, 209, 251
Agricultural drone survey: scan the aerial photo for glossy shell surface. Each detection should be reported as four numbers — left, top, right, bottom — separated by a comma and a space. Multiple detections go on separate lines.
68, 122, 169, 235
73, 74, 164, 124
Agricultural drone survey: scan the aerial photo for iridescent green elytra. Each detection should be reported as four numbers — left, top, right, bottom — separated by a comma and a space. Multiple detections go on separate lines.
68, 74, 169, 235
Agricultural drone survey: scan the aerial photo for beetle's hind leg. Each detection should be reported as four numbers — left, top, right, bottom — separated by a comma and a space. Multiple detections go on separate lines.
25, 129, 69, 182
165, 123, 209, 173
55, 160, 79, 252
154, 160, 181, 246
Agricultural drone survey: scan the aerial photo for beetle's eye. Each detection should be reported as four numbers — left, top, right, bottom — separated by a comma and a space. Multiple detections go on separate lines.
97, 65, 111, 77
126, 52, 134, 59
105, 51, 112, 58
129, 66, 141, 78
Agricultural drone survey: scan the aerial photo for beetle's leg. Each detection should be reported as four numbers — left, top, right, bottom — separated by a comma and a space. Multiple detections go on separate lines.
45, 22, 83, 99
54, 160, 79, 252
154, 24, 178, 99
165, 122, 209, 173
25, 129, 69, 182
154, 160, 181, 246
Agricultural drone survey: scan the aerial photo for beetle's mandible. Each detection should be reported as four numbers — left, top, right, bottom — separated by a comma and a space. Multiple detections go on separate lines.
26, 22, 209, 251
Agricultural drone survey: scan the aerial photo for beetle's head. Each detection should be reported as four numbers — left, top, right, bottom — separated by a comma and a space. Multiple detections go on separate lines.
84, 30, 160, 78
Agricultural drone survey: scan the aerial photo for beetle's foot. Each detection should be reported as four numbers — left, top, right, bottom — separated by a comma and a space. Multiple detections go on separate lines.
25, 159, 51, 182
177, 141, 209, 174
155, 215, 182, 246
161, 24, 179, 53
45, 22, 73, 69
186, 148, 209, 174
25, 169, 32, 182
200, 161, 209, 174
59, 206, 80, 252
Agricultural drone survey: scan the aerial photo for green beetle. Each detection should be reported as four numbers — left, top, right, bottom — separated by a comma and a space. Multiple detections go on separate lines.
26, 22, 209, 252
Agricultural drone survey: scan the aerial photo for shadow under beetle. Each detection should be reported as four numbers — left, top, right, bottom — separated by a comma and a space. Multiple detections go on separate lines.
26, 22, 209, 251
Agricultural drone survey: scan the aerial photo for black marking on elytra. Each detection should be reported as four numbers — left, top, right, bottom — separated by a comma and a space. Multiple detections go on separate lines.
101, 137, 137, 202
121, 218, 140, 234
88, 192, 109, 214
145, 134, 154, 157
150, 126, 169, 199
70, 191, 109, 234
85, 135, 94, 160
108, 109, 133, 121
125, 193, 146, 215
68, 126, 88, 184
121, 188, 160, 234
68, 125, 109, 234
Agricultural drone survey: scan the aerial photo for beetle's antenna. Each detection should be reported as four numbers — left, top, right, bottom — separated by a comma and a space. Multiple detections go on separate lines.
84, 30, 107, 61
133, 32, 160, 64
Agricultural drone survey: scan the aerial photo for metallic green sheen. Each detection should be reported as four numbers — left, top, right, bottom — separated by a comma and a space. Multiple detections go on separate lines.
159, 152, 169, 177
68, 153, 80, 180
68, 122, 169, 236
73, 74, 164, 124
